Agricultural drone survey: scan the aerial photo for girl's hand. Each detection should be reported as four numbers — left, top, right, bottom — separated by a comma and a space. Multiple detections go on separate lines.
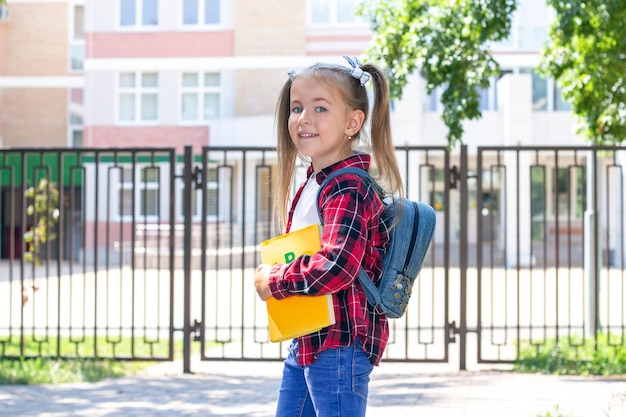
254, 264, 273, 301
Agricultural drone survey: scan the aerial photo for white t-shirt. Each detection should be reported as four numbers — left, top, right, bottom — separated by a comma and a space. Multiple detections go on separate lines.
290, 177, 321, 232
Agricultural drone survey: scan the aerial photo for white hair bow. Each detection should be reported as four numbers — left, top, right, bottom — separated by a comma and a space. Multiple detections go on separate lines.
343, 56, 370, 86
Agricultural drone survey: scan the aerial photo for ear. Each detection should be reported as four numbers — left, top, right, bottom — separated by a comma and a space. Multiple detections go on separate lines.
345, 109, 365, 137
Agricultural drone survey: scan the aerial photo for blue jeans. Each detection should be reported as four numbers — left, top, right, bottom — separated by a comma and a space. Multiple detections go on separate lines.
275, 339, 374, 417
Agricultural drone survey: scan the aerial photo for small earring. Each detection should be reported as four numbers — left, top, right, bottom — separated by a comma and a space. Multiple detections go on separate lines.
348, 135, 352, 140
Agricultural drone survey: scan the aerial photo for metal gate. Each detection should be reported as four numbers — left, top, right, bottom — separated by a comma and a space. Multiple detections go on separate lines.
187, 145, 453, 371
186, 144, 626, 371
1, 145, 624, 372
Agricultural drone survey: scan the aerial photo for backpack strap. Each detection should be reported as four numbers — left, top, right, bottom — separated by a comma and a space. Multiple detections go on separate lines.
316, 167, 382, 208
356, 268, 384, 311
316, 167, 384, 307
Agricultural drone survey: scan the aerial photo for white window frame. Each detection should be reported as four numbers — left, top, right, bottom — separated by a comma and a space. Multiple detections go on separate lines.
179, 72, 221, 124
119, 0, 159, 29
308, 0, 367, 26
68, 88, 84, 148
518, 67, 571, 112
117, 165, 163, 222
181, 0, 222, 27
117, 72, 159, 125
68, 3, 85, 73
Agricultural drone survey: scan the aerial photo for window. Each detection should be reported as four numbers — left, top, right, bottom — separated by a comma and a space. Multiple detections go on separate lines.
554, 166, 585, 218
479, 77, 499, 111
428, 85, 444, 112
118, 168, 134, 217
118, 72, 159, 123
69, 88, 83, 147
183, 0, 220, 25
554, 85, 571, 111
310, 0, 364, 25
120, 0, 158, 27
515, 0, 550, 51
520, 68, 547, 111
140, 167, 160, 217
428, 78, 499, 112
478, 86, 490, 111
530, 165, 585, 228
70, 5, 84, 71
180, 72, 220, 122
118, 166, 161, 219
203, 166, 219, 218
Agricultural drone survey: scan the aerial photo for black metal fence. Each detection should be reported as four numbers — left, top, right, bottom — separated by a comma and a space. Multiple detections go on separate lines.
0, 148, 178, 361
0, 145, 624, 371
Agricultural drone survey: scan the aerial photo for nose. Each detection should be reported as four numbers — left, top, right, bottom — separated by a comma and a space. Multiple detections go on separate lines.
297, 109, 311, 126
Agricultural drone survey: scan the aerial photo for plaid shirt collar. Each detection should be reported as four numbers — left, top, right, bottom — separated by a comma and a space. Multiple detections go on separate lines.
309, 152, 371, 185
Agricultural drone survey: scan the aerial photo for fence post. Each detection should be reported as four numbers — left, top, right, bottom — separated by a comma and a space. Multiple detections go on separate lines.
183, 145, 193, 373
459, 144, 468, 370
584, 150, 599, 339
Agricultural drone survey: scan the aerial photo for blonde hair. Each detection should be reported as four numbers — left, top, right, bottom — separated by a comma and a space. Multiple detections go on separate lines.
274, 60, 403, 227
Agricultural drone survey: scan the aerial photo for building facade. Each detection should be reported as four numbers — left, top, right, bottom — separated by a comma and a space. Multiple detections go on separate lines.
0, 1, 583, 151
0, 0, 84, 148
1, 0, 605, 263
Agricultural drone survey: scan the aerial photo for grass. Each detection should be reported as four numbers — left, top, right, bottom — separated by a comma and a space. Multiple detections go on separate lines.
0, 357, 147, 384
514, 332, 626, 376
0, 333, 173, 358
4, 332, 624, 386
0, 334, 207, 385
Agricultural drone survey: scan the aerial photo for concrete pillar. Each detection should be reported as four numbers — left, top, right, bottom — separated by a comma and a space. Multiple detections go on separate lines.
499, 73, 534, 267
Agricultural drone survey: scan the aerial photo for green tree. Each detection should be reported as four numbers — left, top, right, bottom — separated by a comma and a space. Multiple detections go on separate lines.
23, 178, 60, 266
540, 0, 626, 144
360, 0, 517, 148
21, 178, 60, 307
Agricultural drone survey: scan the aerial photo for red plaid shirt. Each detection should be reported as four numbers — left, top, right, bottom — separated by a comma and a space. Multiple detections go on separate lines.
267, 153, 390, 366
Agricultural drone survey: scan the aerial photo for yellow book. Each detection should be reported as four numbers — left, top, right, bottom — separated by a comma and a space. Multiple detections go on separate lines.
260, 223, 336, 342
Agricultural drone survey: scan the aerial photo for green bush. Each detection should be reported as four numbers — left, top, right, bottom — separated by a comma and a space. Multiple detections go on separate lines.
515, 332, 626, 376
0, 335, 213, 385
0, 335, 171, 385
0, 358, 141, 384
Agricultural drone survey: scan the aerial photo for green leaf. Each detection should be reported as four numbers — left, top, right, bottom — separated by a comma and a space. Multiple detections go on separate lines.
541, 0, 626, 144
361, 0, 517, 148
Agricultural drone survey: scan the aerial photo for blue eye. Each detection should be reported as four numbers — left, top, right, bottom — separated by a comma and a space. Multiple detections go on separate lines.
292, 107, 302, 113
315, 107, 327, 112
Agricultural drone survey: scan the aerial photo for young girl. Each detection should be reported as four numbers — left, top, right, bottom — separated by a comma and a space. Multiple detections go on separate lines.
254, 56, 403, 417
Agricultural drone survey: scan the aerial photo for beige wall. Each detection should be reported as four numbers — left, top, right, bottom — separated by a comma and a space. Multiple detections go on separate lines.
2, 88, 68, 147
3, 3, 69, 76
234, 0, 307, 56
0, 23, 6, 74
234, 69, 288, 116
0, 3, 72, 147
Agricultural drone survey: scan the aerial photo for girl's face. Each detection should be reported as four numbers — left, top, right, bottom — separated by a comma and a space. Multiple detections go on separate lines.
288, 76, 364, 172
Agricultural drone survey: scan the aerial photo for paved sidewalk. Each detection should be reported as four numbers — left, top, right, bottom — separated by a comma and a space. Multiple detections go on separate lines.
1, 361, 625, 417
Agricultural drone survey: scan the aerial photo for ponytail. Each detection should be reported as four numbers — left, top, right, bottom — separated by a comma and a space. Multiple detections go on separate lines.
363, 63, 403, 197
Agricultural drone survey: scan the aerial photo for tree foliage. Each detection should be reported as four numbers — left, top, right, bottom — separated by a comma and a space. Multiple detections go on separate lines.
23, 178, 60, 266
540, 0, 626, 144
360, 0, 517, 148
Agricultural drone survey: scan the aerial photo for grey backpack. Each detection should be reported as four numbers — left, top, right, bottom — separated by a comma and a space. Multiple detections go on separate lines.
317, 168, 436, 318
